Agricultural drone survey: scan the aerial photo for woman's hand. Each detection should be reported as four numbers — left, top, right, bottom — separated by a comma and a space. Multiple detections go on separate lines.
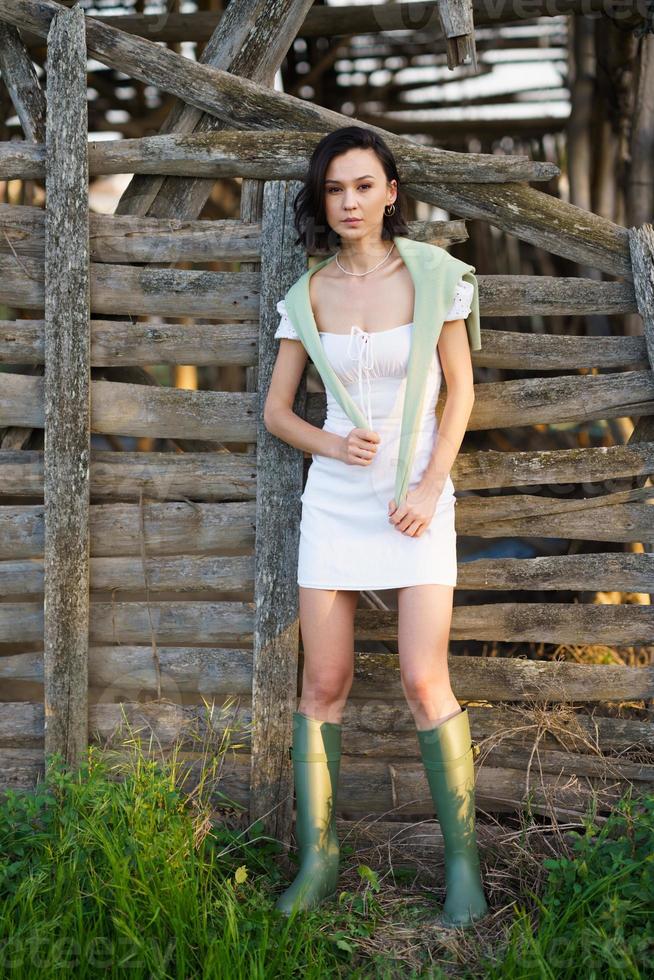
388, 478, 445, 536
339, 427, 381, 466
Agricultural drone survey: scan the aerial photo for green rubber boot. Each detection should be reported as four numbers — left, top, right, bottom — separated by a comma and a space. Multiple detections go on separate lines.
275, 711, 341, 915
417, 707, 489, 928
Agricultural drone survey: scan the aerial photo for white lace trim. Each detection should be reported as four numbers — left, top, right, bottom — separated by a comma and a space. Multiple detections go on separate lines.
274, 279, 473, 340
444, 279, 474, 321
274, 299, 301, 340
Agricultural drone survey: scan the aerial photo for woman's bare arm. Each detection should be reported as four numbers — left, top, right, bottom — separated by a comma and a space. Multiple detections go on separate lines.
421, 318, 476, 489
263, 339, 346, 459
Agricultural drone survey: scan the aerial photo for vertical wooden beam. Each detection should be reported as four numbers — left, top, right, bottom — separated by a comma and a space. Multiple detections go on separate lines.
250, 180, 306, 842
627, 222, 654, 596
43, 4, 90, 770
627, 35, 654, 228
628, 224, 654, 376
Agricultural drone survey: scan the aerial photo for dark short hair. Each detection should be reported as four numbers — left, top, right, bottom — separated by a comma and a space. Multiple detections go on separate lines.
293, 126, 410, 254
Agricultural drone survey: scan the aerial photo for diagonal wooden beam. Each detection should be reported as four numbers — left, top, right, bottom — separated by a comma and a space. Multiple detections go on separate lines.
0, 16, 46, 451
407, 179, 633, 279
0, 19, 45, 140
116, 0, 316, 219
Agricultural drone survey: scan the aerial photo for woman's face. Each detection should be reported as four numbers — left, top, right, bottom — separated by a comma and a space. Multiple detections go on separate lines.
323, 147, 397, 242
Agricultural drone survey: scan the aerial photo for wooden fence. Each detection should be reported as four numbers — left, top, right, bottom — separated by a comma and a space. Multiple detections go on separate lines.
0, 3, 652, 852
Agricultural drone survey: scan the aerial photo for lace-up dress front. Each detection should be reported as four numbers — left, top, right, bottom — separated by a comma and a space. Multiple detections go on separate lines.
275, 279, 474, 589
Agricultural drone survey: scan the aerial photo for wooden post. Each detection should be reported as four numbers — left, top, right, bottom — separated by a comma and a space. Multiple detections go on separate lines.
627, 222, 654, 599
628, 224, 654, 370
250, 180, 307, 842
43, 4, 91, 770
436, 0, 478, 71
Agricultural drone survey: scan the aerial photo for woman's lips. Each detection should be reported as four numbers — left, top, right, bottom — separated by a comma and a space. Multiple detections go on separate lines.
343, 219, 361, 224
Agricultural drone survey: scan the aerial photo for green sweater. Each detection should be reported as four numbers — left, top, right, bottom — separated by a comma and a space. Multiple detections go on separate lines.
282, 234, 480, 505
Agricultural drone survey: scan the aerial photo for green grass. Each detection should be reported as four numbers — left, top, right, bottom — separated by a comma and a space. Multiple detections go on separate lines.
0, 738, 652, 979
0, 745, 393, 979
477, 792, 654, 979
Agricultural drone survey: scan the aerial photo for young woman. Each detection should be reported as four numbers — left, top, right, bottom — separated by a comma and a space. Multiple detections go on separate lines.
264, 126, 489, 928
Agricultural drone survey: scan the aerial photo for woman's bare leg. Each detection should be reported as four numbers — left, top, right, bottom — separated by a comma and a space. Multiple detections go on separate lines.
297, 587, 359, 724
397, 584, 461, 730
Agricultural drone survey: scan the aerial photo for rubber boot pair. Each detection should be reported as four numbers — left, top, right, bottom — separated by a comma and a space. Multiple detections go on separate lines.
275, 711, 341, 915
417, 706, 489, 928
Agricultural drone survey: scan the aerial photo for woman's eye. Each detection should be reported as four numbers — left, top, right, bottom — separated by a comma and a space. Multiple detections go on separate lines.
327, 185, 371, 193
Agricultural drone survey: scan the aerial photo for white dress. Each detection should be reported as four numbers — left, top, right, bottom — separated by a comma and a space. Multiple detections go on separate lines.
274, 279, 474, 590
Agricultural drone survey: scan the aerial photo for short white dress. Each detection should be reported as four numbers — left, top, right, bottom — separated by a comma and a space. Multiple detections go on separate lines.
275, 279, 474, 590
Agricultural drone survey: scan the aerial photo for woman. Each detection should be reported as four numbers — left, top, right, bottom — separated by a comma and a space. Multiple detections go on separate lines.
264, 126, 489, 928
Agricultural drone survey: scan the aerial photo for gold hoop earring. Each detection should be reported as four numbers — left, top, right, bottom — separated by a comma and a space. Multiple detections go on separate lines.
384, 203, 396, 216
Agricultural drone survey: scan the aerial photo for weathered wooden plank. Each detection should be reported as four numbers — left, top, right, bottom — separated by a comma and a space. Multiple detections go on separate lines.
43, 4, 90, 769
0, 554, 253, 596
2, 443, 652, 501
408, 180, 633, 279
457, 553, 654, 591
250, 181, 307, 837
0, 254, 260, 316
4, 703, 652, 792
2, 369, 653, 440
331, 817, 544, 865
0, 749, 643, 818
0, 17, 46, 454
437, 0, 478, 71
9, 1, 632, 47
0, 1, 556, 186
0, 374, 258, 441
1, 321, 649, 372
4, 700, 652, 758
448, 602, 654, 645
0, 22, 46, 141
0, 501, 255, 558
0, 255, 638, 318
2, 551, 653, 599
454, 442, 654, 490
0, 132, 555, 185
0, 450, 258, 501
0, 318, 262, 367
475, 275, 636, 316
1, 491, 652, 564
0, 202, 467, 261
342, 701, 654, 757
388, 760, 642, 817
471, 742, 654, 783
307, 370, 654, 432
455, 485, 654, 542
0, 624, 654, 684
436, 371, 654, 429
0, 205, 263, 260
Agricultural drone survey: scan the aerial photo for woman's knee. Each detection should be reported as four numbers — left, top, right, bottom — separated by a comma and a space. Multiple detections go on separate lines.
400, 661, 455, 704
302, 665, 354, 707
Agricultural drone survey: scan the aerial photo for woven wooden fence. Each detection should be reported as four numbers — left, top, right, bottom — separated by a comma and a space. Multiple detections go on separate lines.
0, 3, 652, 853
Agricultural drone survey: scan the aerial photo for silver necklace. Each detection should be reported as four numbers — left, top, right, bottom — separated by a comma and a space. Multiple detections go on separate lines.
335, 242, 395, 277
